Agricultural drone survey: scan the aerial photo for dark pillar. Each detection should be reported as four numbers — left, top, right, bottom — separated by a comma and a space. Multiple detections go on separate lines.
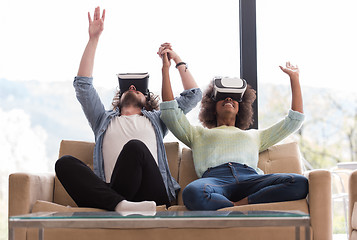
239, 0, 258, 129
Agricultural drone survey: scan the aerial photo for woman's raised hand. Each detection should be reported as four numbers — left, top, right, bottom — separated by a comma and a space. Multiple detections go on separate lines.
88, 7, 106, 40
157, 43, 180, 62
280, 62, 303, 113
279, 62, 299, 80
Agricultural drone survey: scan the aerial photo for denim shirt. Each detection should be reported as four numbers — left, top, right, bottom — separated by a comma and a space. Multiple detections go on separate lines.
73, 76, 202, 202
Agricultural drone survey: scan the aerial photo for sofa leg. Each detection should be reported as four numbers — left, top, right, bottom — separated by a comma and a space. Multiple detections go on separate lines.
39, 228, 44, 240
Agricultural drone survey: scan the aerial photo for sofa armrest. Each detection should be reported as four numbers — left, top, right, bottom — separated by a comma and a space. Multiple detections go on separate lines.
304, 169, 332, 240
349, 170, 357, 236
9, 172, 55, 216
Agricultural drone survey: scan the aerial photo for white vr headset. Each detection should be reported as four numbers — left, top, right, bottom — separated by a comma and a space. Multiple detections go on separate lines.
211, 77, 247, 102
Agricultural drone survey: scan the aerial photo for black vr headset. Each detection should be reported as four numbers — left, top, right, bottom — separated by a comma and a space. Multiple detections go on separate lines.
117, 73, 149, 97
211, 77, 247, 102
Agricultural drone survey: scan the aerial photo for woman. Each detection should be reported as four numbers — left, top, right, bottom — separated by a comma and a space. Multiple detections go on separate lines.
159, 47, 308, 211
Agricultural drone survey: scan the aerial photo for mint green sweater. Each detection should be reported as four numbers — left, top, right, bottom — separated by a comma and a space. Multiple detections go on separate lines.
160, 100, 305, 177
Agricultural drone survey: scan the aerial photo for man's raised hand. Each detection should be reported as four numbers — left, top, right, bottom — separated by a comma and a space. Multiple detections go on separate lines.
88, 6, 105, 40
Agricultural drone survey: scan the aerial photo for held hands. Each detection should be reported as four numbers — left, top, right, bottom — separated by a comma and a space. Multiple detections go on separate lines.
157, 43, 181, 68
158, 43, 198, 90
279, 62, 299, 80
88, 7, 105, 40
162, 50, 171, 69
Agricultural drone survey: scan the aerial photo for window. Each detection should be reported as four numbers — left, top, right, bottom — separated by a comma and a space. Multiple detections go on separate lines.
256, 0, 357, 168
1, 1, 240, 238
257, 0, 357, 235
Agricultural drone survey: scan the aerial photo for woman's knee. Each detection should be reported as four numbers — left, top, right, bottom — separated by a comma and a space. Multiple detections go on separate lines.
182, 181, 208, 210
292, 175, 309, 198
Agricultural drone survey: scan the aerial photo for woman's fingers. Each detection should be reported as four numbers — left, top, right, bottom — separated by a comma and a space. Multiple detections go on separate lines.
161, 42, 171, 47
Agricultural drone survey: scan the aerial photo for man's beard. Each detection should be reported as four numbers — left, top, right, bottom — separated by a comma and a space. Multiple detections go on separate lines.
119, 91, 146, 109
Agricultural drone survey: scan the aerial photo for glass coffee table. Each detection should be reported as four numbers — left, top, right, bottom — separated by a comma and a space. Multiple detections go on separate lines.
9, 210, 310, 240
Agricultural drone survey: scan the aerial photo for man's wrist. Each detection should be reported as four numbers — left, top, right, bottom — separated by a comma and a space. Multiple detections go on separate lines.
162, 66, 170, 71
89, 36, 100, 43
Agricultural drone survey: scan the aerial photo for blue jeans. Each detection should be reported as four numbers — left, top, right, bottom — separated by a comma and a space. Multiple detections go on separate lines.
182, 162, 309, 210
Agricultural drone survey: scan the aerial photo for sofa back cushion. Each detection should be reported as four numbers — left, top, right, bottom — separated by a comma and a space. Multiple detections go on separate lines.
54, 140, 180, 207
54, 140, 95, 207
177, 141, 303, 205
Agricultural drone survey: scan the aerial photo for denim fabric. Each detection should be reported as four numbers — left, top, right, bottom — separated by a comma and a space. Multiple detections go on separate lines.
182, 162, 309, 210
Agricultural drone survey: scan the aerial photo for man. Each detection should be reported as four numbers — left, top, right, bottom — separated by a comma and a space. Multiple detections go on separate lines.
55, 7, 202, 212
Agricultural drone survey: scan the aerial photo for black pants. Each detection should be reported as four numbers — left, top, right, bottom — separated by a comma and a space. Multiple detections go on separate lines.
55, 140, 170, 211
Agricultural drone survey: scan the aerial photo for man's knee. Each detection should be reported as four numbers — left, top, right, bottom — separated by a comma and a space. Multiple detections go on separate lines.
121, 140, 151, 159
55, 155, 76, 175
122, 139, 148, 152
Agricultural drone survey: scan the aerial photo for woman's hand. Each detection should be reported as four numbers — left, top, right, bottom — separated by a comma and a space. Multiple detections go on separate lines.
157, 43, 181, 63
280, 62, 303, 113
279, 62, 299, 80
158, 42, 198, 90
88, 7, 105, 40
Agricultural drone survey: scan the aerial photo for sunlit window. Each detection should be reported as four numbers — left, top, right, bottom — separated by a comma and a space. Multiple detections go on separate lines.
0, 1, 240, 238
257, 0, 357, 168
257, 0, 357, 236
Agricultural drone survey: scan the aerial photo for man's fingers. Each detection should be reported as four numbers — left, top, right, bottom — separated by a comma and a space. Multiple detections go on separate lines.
161, 43, 173, 50
94, 8, 97, 20
162, 49, 170, 55
162, 52, 168, 63
88, 12, 92, 23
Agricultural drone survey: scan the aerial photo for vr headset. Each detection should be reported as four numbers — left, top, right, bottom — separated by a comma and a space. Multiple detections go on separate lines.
117, 73, 149, 96
211, 77, 247, 102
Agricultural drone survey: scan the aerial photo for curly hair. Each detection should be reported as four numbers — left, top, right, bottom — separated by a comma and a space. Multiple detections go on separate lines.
199, 81, 256, 129
112, 90, 160, 111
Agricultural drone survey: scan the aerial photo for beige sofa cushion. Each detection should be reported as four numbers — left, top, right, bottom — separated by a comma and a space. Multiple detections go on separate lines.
169, 199, 308, 214
32, 200, 105, 213
54, 140, 95, 207
177, 141, 303, 205
32, 200, 167, 213
258, 142, 303, 175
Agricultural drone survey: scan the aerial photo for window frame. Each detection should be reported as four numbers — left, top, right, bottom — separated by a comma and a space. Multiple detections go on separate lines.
239, 0, 258, 129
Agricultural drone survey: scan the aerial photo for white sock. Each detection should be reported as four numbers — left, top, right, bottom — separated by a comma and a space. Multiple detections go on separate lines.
115, 200, 156, 212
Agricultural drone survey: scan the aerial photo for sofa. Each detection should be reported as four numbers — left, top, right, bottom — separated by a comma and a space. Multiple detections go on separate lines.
9, 140, 332, 240
349, 170, 357, 239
